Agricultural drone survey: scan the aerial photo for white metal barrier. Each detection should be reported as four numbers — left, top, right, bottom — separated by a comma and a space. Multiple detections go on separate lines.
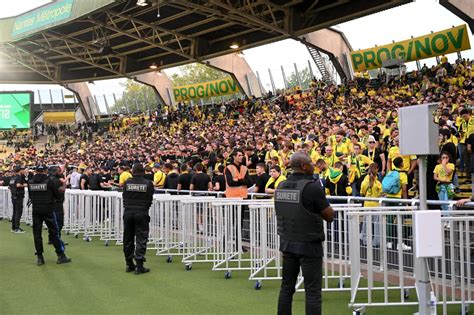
248, 203, 371, 292
2, 186, 473, 314
348, 209, 474, 314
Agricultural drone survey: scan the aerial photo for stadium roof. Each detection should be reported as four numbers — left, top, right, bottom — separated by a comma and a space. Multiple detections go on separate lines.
0, 0, 411, 84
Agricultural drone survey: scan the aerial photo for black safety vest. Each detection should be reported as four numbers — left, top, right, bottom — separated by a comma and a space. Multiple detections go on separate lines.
122, 176, 154, 213
274, 179, 324, 242
28, 178, 53, 207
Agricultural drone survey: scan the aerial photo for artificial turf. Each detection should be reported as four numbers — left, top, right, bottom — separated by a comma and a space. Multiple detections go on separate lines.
0, 220, 463, 315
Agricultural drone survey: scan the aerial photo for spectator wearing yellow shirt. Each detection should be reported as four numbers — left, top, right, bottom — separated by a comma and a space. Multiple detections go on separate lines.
264, 142, 280, 165
323, 146, 339, 168
333, 131, 349, 158
347, 143, 373, 196
265, 165, 287, 195
360, 163, 382, 247
387, 137, 417, 189
433, 152, 455, 212
278, 141, 294, 170
153, 165, 166, 188
118, 166, 133, 187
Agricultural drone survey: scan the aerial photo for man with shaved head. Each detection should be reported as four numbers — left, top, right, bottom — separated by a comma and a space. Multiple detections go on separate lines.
275, 152, 334, 315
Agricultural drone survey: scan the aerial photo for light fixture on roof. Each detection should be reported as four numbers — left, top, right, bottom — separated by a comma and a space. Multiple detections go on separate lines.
137, 0, 148, 6
150, 62, 158, 69
230, 43, 239, 49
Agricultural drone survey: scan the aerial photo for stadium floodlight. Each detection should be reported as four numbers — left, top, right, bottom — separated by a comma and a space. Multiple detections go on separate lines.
136, 0, 148, 6
230, 43, 239, 49
149, 62, 158, 69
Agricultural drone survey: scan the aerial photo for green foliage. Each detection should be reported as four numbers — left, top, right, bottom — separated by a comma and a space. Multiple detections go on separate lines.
109, 80, 158, 114
170, 63, 228, 87
286, 67, 313, 90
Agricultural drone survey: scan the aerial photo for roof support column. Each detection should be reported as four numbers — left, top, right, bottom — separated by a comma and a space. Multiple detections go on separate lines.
135, 71, 175, 106
204, 53, 262, 98
64, 82, 96, 121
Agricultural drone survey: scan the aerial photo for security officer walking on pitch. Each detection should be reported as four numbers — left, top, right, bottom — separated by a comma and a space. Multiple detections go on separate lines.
28, 165, 71, 266
122, 163, 154, 275
274, 152, 334, 315
9, 166, 27, 233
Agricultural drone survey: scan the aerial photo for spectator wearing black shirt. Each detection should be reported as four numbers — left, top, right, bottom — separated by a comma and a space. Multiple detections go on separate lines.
100, 167, 113, 190
190, 163, 212, 192
80, 168, 91, 190
177, 164, 192, 192
164, 166, 180, 191
363, 135, 386, 178
213, 165, 226, 192
89, 168, 102, 190
254, 163, 270, 195
144, 166, 154, 182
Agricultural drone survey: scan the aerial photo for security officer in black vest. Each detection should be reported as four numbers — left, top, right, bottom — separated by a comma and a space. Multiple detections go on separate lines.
48, 166, 67, 245
9, 166, 27, 233
28, 165, 71, 266
274, 152, 334, 315
122, 163, 154, 275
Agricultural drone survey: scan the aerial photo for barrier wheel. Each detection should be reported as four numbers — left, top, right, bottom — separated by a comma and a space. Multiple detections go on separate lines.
66, 231, 70, 235
166, 256, 173, 263
254, 281, 262, 290
185, 264, 192, 271
104, 241, 109, 247
224, 271, 232, 279
74, 234, 79, 239
353, 308, 365, 315
338, 280, 345, 288
403, 289, 409, 300
84, 236, 92, 242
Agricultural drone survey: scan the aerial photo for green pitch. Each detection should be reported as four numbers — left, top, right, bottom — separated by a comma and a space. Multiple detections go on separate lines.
0, 220, 463, 314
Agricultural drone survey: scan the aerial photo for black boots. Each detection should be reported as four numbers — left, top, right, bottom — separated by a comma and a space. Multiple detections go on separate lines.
36, 254, 45, 266
56, 253, 72, 264
134, 260, 150, 275
125, 260, 136, 273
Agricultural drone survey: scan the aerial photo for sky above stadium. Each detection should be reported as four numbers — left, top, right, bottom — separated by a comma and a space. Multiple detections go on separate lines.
0, 0, 473, 100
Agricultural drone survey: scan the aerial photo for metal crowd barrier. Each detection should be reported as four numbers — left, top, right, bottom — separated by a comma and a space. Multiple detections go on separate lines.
249, 203, 406, 293
1, 186, 473, 315
348, 209, 473, 315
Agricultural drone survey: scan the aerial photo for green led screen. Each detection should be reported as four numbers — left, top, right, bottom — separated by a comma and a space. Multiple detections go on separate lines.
0, 92, 32, 129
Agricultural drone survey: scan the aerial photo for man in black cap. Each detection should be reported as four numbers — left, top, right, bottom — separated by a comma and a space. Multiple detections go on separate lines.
9, 166, 27, 233
28, 165, 71, 266
122, 163, 154, 274
274, 152, 334, 315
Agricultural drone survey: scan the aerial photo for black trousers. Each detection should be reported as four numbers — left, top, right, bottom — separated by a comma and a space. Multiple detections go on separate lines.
123, 212, 150, 263
32, 210, 64, 255
49, 201, 64, 241
11, 197, 24, 230
278, 252, 323, 315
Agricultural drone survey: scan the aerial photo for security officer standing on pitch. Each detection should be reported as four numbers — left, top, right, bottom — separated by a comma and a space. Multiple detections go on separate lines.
28, 165, 71, 266
122, 163, 154, 275
48, 166, 67, 245
274, 152, 334, 315
9, 166, 27, 233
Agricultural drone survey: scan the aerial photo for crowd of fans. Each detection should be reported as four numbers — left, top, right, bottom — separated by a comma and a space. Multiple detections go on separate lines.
0, 57, 472, 207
